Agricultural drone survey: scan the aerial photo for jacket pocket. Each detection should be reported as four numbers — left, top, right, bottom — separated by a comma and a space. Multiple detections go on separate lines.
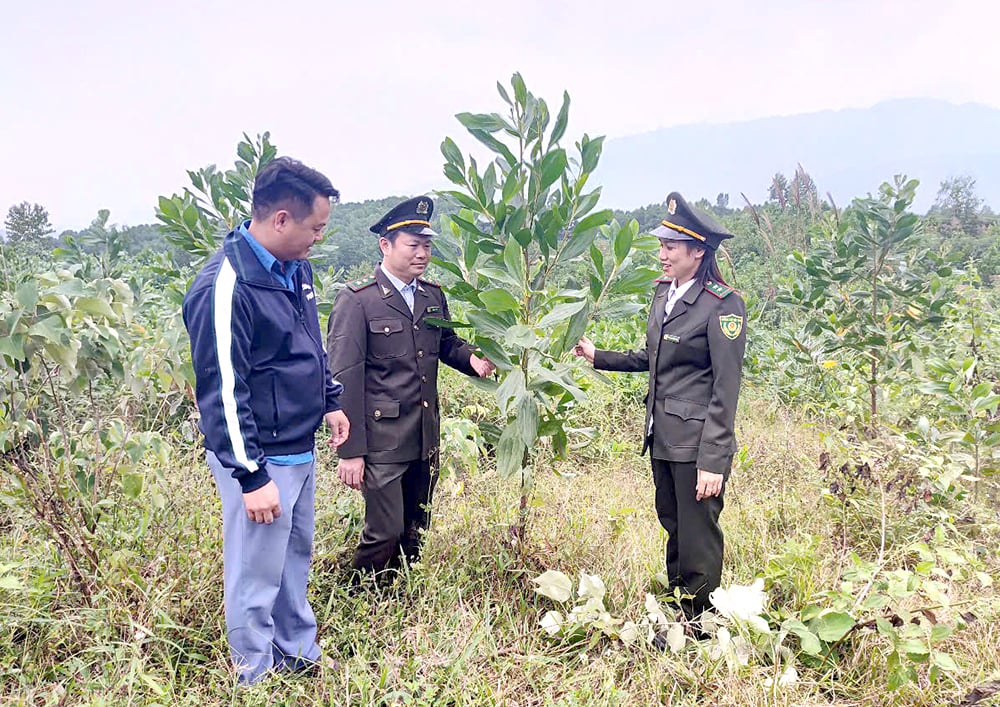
369, 318, 407, 359
269, 372, 280, 438
367, 400, 400, 451
660, 397, 707, 449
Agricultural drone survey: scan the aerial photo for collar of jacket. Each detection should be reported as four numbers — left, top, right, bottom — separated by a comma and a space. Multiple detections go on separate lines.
222, 229, 291, 289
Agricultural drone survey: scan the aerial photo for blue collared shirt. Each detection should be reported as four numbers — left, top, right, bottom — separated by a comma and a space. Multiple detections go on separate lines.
240, 221, 312, 466
379, 264, 417, 313
240, 221, 301, 291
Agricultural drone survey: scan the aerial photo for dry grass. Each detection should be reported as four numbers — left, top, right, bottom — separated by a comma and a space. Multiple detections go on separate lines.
1, 390, 998, 705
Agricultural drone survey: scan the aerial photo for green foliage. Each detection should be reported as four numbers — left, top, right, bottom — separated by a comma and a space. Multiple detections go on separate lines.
3, 201, 55, 255
156, 131, 277, 266
434, 74, 658, 528
779, 175, 953, 429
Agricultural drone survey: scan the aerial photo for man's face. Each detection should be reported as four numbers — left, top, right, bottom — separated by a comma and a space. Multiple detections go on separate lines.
380, 232, 432, 281
659, 239, 704, 282
273, 195, 331, 261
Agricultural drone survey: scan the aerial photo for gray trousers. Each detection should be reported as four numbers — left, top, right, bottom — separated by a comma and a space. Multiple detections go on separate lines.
208, 451, 320, 685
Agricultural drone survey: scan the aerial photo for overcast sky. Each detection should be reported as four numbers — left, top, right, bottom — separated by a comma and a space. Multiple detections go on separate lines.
3, 0, 999, 229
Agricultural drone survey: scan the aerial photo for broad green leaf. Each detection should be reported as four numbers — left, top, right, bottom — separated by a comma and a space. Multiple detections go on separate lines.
613, 221, 636, 264
782, 619, 823, 655
537, 149, 568, 193
27, 315, 66, 344
76, 297, 118, 320
517, 395, 539, 447
503, 237, 525, 285
810, 610, 855, 642
0, 334, 25, 361
478, 267, 522, 290
16, 281, 38, 309
122, 473, 144, 499
537, 300, 587, 328
496, 421, 525, 478
580, 135, 605, 174
532, 569, 572, 602
573, 209, 613, 236
468, 129, 517, 169
558, 227, 599, 263
496, 369, 526, 415
480, 289, 520, 314
467, 310, 511, 340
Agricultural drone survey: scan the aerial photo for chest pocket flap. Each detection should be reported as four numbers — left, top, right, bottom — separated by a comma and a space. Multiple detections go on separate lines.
370, 318, 404, 336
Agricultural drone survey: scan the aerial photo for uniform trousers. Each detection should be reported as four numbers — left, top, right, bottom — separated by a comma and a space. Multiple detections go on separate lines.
208, 451, 321, 685
352, 458, 436, 573
651, 457, 725, 618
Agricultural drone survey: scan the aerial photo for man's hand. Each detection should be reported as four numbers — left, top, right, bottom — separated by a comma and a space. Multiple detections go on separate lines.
695, 469, 725, 501
470, 353, 496, 378
243, 480, 282, 524
325, 410, 350, 449
573, 336, 596, 365
338, 456, 365, 490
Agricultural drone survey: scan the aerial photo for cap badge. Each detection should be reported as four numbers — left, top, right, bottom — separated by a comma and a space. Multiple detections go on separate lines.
416, 200, 429, 215
667, 198, 677, 215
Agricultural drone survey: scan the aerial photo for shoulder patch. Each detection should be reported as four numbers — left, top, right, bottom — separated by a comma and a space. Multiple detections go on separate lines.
704, 280, 734, 299
418, 278, 441, 288
346, 276, 376, 292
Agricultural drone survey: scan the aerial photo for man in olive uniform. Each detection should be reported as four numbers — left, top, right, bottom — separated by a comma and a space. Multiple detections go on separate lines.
575, 192, 746, 622
326, 196, 495, 574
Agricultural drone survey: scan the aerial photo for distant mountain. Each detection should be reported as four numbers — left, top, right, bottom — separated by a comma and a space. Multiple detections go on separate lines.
595, 99, 1000, 211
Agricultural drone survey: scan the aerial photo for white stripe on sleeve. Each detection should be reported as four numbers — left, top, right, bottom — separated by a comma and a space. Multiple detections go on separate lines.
213, 258, 259, 473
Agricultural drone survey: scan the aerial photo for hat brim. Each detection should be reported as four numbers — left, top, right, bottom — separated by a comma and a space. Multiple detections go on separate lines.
651, 224, 695, 241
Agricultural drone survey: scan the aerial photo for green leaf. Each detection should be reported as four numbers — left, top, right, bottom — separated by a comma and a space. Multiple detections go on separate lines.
27, 315, 66, 344
16, 281, 38, 309
516, 395, 539, 447
480, 289, 521, 314
496, 369, 526, 415
537, 149, 568, 193
511, 73, 528, 106
496, 421, 526, 478
559, 227, 600, 263
532, 569, 572, 602
503, 237, 525, 285
467, 310, 512, 340
573, 209, 612, 236
122, 473, 144, 499
76, 296, 118, 320
782, 619, 822, 655
537, 300, 587, 328
468, 129, 518, 169
455, 112, 507, 133
810, 610, 855, 642
580, 135, 605, 174
613, 221, 635, 265
931, 652, 959, 671
549, 91, 570, 147
441, 137, 465, 171
0, 335, 25, 361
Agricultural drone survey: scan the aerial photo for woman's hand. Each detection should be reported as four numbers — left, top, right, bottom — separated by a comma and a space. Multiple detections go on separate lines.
573, 336, 596, 365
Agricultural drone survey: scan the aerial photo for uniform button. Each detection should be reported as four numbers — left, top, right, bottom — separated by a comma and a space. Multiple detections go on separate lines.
413, 324, 419, 330
417, 350, 424, 358
422, 400, 429, 408
663, 334, 669, 340
374, 409, 382, 419
421, 375, 427, 383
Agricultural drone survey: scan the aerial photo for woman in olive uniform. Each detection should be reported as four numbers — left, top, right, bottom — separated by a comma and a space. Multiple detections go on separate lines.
575, 192, 746, 623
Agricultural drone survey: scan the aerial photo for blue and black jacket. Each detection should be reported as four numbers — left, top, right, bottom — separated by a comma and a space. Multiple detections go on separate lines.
182, 228, 343, 492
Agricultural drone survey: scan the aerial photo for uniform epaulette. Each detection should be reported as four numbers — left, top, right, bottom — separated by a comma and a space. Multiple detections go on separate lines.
418, 278, 441, 288
704, 280, 735, 299
347, 275, 377, 292
654, 277, 673, 284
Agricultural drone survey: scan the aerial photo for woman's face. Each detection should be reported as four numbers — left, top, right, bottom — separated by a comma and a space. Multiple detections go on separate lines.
659, 239, 704, 283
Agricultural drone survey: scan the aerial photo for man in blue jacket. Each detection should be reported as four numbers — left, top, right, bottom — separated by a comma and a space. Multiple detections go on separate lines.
183, 157, 350, 685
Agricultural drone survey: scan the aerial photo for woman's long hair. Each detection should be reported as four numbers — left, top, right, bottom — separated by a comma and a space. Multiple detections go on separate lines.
693, 246, 731, 287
